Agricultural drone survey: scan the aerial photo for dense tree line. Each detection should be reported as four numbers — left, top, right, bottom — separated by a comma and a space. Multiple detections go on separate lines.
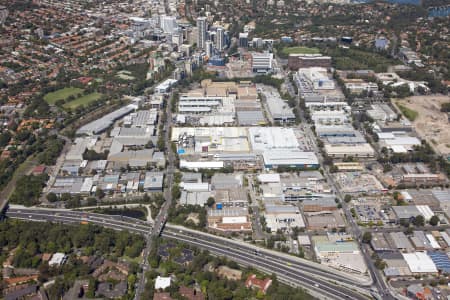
36, 135, 65, 165
9, 174, 48, 206
0, 220, 142, 299
0, 220, 144, 268
322, 47, 398, 73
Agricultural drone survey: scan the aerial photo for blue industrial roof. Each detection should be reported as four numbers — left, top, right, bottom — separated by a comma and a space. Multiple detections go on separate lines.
428, 251, 450, 274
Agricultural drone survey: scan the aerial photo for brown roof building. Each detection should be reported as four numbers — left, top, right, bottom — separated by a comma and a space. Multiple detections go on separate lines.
179, 286, 205, 300
245, 274, 272, 294
153, 292, 173, 300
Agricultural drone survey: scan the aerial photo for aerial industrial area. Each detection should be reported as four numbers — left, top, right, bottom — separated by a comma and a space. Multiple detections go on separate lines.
0, 0, 449, 299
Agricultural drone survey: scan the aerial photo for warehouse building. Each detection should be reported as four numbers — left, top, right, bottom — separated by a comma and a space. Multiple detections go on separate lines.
411, 231, 433, 251
387, 232, 414, 252
264, 204, 305, 232
49, 177, 85, 195
324, 144, 375, 158
383, 252, 412, 277
311, 110, 348, 126
315, 124, 359, 138
262, 149, 319, 170
214, 188, 248, 208
367, 104, 397, 123
77, 104, 137, 135
370, 233, 393, 253
211, 173, 243, 190
427, 251, 450, 274
302, 198, 337, 212
306, 210, 346, 230
66, 137, 97, 161
377, 132, 421, 153
123, 109, 158, 127
402, 252, 437, 274
259, 85, 295, 123
207, 207, 252, 233
236, 110, 266, 126
248, 127, 300, 152
312, 235, 367, 274
178, 94, 235, 115
392, 205, 434, 223
143, 172, 164, 191
180, 191, 212, 206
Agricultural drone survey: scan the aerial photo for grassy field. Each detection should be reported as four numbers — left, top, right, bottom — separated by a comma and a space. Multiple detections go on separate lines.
282, 46, 320, 55
63, 92, 103, 109
44, 87, 84, 104
397, 103, 419, 121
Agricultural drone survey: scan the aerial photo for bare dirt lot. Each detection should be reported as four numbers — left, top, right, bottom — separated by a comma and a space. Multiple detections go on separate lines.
396, 95, 450, 156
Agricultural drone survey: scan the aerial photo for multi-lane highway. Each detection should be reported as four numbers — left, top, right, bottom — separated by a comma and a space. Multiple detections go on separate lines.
6, 207, 374, 300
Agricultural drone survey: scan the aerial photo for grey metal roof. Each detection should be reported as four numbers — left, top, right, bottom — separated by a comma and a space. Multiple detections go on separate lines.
237, 110, 265, 125
143, 172, 164, 190
265, 204, 299, 214
392, 205, 420, 219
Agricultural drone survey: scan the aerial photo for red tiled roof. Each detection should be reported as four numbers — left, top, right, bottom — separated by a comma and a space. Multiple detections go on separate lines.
245, 274, 272, 294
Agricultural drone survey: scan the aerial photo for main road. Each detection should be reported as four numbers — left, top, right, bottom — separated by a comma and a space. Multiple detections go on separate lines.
133, 87, 177, 299
6, 207, 373, 300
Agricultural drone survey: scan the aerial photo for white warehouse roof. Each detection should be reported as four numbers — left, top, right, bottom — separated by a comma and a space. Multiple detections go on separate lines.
180, 160, 224, 170
426, 234, 441, 249
416, 205, 434, 221
180, 182, 210, 192
262, 150, 319, 167
402, 252, 437, 273
257, 173, 281, 183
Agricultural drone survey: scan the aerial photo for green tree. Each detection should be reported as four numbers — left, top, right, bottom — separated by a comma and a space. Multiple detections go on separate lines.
344, 194, 352, 203
46, 192, 58, 202
95, 188, 105, 199
206, 197, 215, 207
413, 215, 425, 227
429, 215, 439, 226
362, 232, 372, 243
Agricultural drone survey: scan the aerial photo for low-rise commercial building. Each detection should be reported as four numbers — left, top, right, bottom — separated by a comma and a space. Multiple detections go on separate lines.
143, 172, 164, 191
207, 207, 252, 233
264, 204, 305, 232
324, 143, 375, 158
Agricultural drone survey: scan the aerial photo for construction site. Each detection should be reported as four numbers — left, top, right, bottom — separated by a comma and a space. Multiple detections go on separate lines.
395, 95, 450, 157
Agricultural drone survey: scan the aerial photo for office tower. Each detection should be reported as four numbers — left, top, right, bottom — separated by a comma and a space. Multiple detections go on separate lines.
239, 32, 249, 48
196, 16, 207, 49
216, 26, 224, 51
160, 15, 177, 34
205, 40, 213, 57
